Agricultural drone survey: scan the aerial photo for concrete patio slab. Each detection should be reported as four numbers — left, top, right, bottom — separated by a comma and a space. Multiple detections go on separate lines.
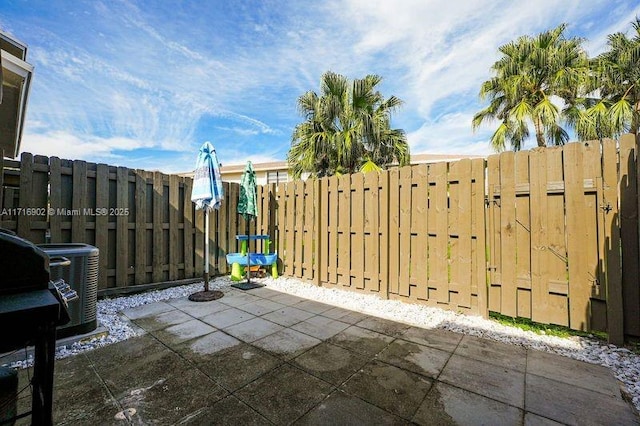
439, 354, 525, 408
223, 317, 284, 342
151, 318, 216, 347
200, 306, 256, 328
320, 305, 357, 320
194, 343, 283, 391
168, 298, 229, 318
48, 354, 121, 424
290, 314, 351, 340
292, 299, 335, 314
115, 364, 228, 425
400, 326, 463, 353
525, 372, 639, 425
175, 330, 242, 361
456, 334, 527, 372
295, 389, 410, 425
180, 395, 272, 425
412, 381, 523, 426
234, 363, 334, 424
377, 338, 452, 379
132, 308, 193, 332
235, 298, 286, 316
261, 305, 316, 326
242, 286, 284, 300
120, 301, 175, 320
253, 328, 321, 359
328, 325, 395, 357
341, 359, 433, 419
292, 342, 370, 386
321, 307, 369, 324
355, 316, 411, 337
269, 292, 307, 306
527, 348, 622, 397
524, 412, 565, 426
218, 291, 262, 307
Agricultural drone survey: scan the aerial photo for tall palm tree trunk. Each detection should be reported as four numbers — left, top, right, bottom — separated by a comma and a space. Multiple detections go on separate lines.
534, 117, 547, 147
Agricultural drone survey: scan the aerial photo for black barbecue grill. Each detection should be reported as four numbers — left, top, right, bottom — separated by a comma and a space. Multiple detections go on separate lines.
0, 228, 78, 425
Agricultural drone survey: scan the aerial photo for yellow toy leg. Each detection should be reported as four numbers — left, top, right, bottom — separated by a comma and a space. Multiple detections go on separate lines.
271, 261, 278, 279
231, 263, 244, 281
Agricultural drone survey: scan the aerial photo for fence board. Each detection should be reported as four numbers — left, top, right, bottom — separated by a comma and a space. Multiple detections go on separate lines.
135, 171, 147, 284
152, 172, 163, 283
313, 179, 321, 285
515, 151, 531, 317
115, 167, 128, 286
398, 167, 412, 297
430, 162, 448, 303
71, 161, 88, 244
602, 140, 624, 343
168, 174, 179, 280
183, 178, 194, 278
285, 182, 296, 275
620, 134, 639, 336
294, 181, 304, 278
471, 158, 487, 315
351, 173, 365, 289
388, 168, 400, 294
363, 171, 380, 292
546, 147, 569, 326
17, 153, 33, 240
499, 152, 517, 317
530, 148, 550, 323
379, 170, 389, 298
412, 164, 428, 300
337, 175, 351, 286
487, 155, 501, 312
95, 164, 109, 288
49, 157, 62, 243
451, 159, 472, 308
564, 143, 590, 331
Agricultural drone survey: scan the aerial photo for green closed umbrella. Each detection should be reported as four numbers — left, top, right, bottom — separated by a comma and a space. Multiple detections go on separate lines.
238, 161, 258, 222
236, 161, 259, 286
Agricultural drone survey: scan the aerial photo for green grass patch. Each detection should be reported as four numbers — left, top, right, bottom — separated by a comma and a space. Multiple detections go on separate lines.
489, 312, 608, 341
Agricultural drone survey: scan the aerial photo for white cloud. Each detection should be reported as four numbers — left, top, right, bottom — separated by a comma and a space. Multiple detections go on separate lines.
407, 112, 494, 156
20, 130, 156, 161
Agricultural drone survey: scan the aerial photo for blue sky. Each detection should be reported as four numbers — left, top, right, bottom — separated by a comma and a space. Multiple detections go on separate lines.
2, 0, 640, 173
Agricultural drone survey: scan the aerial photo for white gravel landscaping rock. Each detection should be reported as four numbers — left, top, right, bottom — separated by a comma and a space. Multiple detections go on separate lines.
5, 274, 640, 412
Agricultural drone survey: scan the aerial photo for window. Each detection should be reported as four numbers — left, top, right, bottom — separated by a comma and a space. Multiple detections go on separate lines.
267, 170, 290, 185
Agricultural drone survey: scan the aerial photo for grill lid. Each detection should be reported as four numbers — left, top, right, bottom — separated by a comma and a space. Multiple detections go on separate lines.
0, 228, 50, 295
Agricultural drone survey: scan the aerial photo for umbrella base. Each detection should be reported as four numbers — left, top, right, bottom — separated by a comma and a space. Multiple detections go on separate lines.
231, 281, 265, 291
188, 290, 224, 302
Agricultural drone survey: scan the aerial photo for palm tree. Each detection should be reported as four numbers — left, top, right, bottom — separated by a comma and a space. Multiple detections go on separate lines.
579, 18, 640, 138
473, 24, 589, 150
288, 71, 410, 178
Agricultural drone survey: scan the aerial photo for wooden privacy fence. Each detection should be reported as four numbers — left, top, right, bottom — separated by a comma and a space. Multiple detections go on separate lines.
0, 154, 253, 293
2, 134, 640, 342
265, 135, 640, 343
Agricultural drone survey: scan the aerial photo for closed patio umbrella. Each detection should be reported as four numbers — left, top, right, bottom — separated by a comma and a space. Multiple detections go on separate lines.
189, 141, 224, 301
233, 161, 261, 289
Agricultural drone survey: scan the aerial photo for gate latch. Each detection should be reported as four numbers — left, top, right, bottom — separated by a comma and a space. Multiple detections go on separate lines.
599, 203, 612, 213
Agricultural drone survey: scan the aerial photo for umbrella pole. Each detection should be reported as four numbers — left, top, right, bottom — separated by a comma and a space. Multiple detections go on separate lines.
246, 222, 251, 284
204, 209, 210, 291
